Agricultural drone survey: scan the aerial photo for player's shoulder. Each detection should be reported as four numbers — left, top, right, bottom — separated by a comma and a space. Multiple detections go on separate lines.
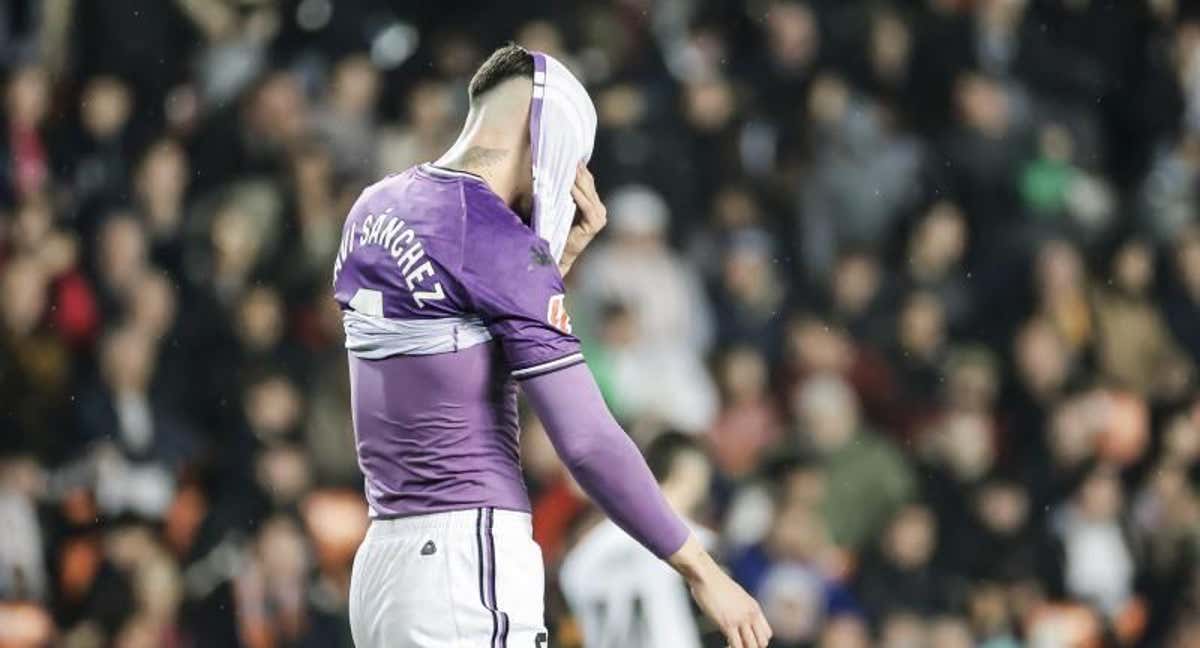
460, 190, 556, 279
348, 168, 413, 215
342, 168, 418, 235
345, 165, 478, 266
350, 165, 470, 217
460, 188, 537, 246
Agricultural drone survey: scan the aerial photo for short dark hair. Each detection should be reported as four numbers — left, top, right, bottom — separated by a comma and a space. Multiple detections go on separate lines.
645, 432, 703, 483
468, 44, 534, 102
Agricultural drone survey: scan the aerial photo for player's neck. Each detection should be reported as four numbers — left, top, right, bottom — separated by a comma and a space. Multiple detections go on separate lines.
435, 98, 532, 210
438, 141, 530, 208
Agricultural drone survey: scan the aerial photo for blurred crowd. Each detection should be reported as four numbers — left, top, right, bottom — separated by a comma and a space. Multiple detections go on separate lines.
3, 0, 1200, 646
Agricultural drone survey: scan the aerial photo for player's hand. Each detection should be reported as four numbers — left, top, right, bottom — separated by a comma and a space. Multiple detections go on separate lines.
560, 162, 606, 276
669, 536, 772, 647
689, 569, 772, 648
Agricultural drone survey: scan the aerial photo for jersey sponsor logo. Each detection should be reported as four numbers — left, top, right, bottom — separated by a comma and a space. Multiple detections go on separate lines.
547, 294, 572, 334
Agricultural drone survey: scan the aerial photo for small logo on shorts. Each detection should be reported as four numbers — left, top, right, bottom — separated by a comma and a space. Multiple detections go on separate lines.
535, 632, 548, 648
547, 294, 572, 334
420, 540, 437, 556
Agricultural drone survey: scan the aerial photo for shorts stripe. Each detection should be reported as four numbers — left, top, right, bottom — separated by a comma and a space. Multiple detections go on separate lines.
476, 508, 507, 648
476, 510, 487, 609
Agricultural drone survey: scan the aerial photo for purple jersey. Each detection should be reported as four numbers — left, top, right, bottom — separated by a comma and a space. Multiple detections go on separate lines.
333, 164, 583, 518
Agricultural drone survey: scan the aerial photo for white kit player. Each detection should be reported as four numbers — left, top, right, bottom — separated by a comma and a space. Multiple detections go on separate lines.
561, 433, 718, 648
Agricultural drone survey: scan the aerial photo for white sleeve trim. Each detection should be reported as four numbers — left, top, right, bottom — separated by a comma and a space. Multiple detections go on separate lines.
511, 353, 584, 379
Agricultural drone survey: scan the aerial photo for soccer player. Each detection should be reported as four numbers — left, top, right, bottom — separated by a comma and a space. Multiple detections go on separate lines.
561, 432, 717, 648
334, 44, 771, 648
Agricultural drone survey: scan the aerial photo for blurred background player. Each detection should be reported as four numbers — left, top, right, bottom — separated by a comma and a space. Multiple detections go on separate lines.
561, 432, 716, 648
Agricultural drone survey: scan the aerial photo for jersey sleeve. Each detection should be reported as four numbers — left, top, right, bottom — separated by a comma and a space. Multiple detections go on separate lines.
461, 226, 583, 379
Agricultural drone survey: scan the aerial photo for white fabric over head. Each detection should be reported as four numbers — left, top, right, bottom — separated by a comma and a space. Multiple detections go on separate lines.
528, 52, 598, 263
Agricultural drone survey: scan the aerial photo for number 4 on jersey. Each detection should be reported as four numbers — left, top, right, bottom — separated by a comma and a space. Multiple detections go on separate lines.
349, 288, 384, 317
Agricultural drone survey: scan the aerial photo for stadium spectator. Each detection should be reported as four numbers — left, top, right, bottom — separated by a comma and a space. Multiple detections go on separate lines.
573, 184, 718, 433
1093, 234, 1192, 399
792, 373, 915, 551
708, 346, 785, 479
855, 504, 961, 622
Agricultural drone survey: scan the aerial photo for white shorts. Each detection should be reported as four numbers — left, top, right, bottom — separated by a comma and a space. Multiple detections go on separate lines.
349, 507, 548, 648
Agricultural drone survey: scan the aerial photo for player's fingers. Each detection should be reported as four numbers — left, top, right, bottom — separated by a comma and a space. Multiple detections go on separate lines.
724, 627, 744, 648
570, 185, 594, 213
739, 622, 760, 648
577, 160, 594, 183
574, 162, 592, 185
573, 187, 603, 224
569, 182, 588, 203
573, 172, 596, 202
751, 613, 771, 647
574, 164, 597, 196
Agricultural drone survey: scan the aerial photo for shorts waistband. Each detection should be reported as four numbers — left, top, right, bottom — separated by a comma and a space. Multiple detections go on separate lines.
367, 507, 531, 537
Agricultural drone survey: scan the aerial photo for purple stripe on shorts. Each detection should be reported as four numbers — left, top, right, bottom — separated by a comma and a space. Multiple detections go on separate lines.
478, 508, 508, 647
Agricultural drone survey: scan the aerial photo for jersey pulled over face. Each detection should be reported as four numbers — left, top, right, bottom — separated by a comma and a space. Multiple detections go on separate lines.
332, 164, 583, 517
